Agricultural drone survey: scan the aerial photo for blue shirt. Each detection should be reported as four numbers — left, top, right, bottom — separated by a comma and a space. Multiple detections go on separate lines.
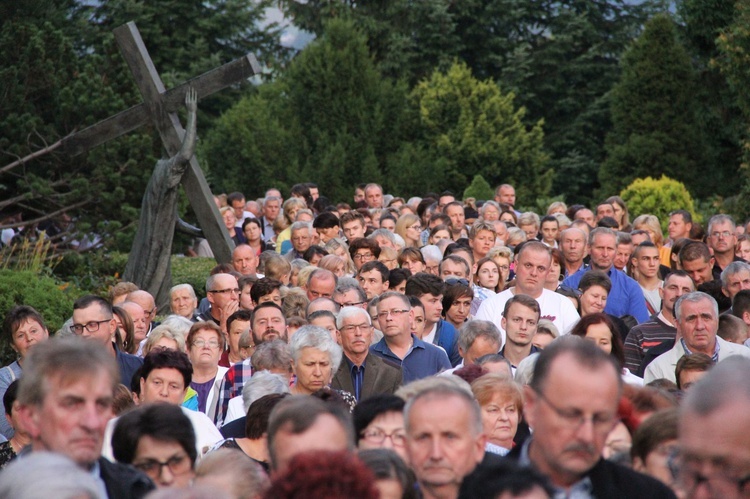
370, 334, 452, 383
562, 267, 649, 324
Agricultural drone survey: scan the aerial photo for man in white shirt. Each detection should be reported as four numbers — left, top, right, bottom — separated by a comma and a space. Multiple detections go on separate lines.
475, 241, 579, 345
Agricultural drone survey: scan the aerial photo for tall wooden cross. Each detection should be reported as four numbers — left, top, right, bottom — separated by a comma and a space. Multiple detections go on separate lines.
61, 21, 261, 263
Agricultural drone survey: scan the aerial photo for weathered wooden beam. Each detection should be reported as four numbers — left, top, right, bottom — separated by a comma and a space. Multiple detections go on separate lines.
113, 21, 234, 263
61, 51, 261, 157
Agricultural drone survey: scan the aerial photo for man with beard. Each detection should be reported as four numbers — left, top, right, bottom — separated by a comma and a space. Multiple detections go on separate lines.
213, 303, 287, 426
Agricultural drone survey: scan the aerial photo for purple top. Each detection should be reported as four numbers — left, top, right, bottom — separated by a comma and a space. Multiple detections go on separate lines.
190, 378, 215, 414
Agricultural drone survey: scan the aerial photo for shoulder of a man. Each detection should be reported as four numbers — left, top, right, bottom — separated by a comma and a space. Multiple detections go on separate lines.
588, 458, 677, 498
99, 457, 155, 499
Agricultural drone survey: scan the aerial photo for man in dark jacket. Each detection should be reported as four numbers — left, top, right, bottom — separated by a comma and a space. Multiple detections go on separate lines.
506, 336, 676, 498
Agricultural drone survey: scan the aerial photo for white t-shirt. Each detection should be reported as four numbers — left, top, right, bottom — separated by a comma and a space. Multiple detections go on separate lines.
474, 288, 580, 346
102, 405, 223, 462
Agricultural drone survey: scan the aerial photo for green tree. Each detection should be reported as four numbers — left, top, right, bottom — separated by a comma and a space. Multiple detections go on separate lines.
600, 14, 707, 198
715, 1, 750, 219
462, 175, 495, 201
204, 19, 409, 203
407, 61, 551, 202
620, 176, 698, 232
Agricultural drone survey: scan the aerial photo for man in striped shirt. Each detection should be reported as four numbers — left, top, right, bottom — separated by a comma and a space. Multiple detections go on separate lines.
624, 271, 694, 375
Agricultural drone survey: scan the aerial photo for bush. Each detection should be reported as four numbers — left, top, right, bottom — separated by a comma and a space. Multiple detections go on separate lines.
620, 175, 699, 233
0, 270, 83, 366
463, 174, 495, 201
55, 251, 128, 295
171, 256, 216, 301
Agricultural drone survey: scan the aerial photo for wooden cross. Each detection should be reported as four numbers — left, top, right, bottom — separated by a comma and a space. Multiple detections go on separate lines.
61, 21, 261, 263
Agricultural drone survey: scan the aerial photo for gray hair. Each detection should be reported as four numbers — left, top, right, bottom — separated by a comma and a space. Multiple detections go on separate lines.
588, 226, 617, 246
206, 273, 234, 293
143, 324, 187, 356
290, 221, 313, 236
288, 325, 343, 372
291, 258, 311, 272
707, 214, 736, 234
159, 314, 194, 342
517, 211, 540, 229
420, 245, 442, 264
194, 448, 269, 498
334, 278, 367, 303
616, 231, 632, 246
336, 306, 371, 330
506, 227, 527, 246
170, 283, 196, 299
368, 228, 397, 245
251, 340, 293, 373
242, 370, 291, 411
552, 212, 572, 227
720, 261, 750, 289
403, 382, 482, 436
457, 320, 501, 356
682, 356, 750, 416
674, 291, 718, 323
264, 195, 282, 206
480, 200, 500, 217
0, 451, 102, 498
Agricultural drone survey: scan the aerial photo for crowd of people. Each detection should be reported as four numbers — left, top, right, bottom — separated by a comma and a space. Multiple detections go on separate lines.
0, 181, 749, 498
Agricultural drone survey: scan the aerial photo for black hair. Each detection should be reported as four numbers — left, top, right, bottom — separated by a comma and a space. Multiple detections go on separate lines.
140, 348, 193, 388
352, 395, 406, 441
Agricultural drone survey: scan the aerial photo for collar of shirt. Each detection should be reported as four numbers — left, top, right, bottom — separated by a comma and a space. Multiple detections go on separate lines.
680, 337, 720, 362
519, 438, 594, 499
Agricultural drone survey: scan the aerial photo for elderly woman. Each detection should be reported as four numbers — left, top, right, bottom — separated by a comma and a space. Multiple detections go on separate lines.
142, 324, 187, 356
480, 201, 501, 222
395, 214, 422, 248
0, 306, 49, 438
288, 325, 355, 409
186, 321, 229, 421
471, 373, 524, 455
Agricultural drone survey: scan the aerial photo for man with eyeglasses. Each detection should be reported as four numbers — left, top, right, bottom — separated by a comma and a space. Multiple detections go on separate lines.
71, 295, 143, 385
331, 307, 402, 401
370, 292, 451, 383
16, 337, 155, 497
196, 273, 239, 334
476, 241, 580, 345
677, 356, 750, 499
332, 281, 369, 310
708, 214, 744, 274
349, 238, 381, 271
508, 336, 676, 498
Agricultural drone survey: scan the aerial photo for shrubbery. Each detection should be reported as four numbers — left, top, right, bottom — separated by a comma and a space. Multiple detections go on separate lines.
171, 256, 216, 301
620, 176, 699, 233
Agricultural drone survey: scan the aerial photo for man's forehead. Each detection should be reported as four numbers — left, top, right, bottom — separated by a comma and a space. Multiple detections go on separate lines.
254, 308, 284, 321
592, 234, 616, 246
73, 303, 109, 319
665, 275, 694, 289
359, 270, 382, 281
147, 367, 184, 382
230, 320, 250, 332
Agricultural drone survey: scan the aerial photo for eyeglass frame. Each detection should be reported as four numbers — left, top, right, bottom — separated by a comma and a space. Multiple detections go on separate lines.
668, 449, 750, 496
208, 287, 240, 295
340, 323, 373, 334
360, 428, 407, 447
71, 319, 112, 335
133, 453, 192, 478
376, 309, 409, 321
